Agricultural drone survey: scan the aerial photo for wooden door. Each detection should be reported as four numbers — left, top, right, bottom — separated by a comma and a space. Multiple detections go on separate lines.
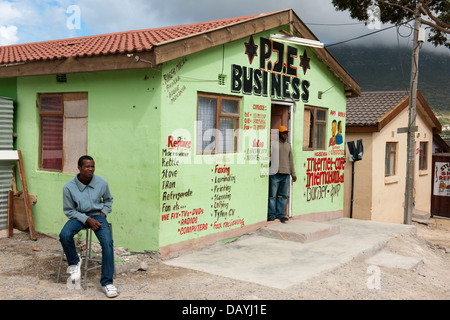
431, 154, 450, 218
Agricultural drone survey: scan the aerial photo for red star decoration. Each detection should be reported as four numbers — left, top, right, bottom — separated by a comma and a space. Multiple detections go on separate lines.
299, 50, 311, 75
244, 35, 258, 64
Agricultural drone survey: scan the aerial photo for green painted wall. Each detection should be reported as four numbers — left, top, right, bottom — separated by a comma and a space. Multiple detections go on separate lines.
15, 69, 162, 252
0, 78, 17, 99
0, 77, 18, 148
156, 29, 347, 248
8, 26, 348, 253
157, 39, 272, 248
291, 47, 347, 216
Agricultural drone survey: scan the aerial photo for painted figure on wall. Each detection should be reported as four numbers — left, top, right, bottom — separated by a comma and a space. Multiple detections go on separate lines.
329, 120, 337, 147
336, 121, 343, 145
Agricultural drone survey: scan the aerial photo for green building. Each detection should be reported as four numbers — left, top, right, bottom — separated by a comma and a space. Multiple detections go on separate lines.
0, 9, 360, 257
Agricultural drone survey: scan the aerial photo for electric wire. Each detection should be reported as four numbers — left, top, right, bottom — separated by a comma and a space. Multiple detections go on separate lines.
305, 22, 365, 26
325, 18, 414, 47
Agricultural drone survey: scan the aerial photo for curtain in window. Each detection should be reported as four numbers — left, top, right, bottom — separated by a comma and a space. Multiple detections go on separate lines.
197, 97, 217, 152
42, 116, 63, 170
218, 118, 236, 153
40, 93, 87, 173
385, 143, 396, 176
221, 99, 238, 114
314, 123, 326, 150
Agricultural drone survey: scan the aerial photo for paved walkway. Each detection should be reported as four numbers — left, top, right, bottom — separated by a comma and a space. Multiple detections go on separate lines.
165, 218, 416, 289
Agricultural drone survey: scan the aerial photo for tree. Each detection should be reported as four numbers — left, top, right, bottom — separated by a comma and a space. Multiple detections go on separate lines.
332, 0, 450, 49
332, 1, 449, 225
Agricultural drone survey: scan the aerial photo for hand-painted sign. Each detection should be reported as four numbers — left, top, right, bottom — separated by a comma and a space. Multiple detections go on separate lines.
232, 36, 310, 102
434, 162, 450, 196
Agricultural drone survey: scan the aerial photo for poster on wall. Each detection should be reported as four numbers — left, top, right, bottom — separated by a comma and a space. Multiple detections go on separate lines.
433, 162, 450, 196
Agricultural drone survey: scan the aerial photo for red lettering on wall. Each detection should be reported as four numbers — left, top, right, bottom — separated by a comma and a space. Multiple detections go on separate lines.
167, 136, 191, 149
305, 157, 345, 188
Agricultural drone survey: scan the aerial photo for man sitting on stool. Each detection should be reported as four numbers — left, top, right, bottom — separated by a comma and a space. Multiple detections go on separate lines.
59, 155, 118, 298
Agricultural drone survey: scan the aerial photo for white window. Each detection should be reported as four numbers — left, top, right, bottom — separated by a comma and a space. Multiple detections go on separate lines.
197, 93, 240, 154
385, 142, 397, 176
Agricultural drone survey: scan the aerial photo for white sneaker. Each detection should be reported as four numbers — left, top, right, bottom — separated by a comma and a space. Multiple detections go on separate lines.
102, 284, 119, 298
67, 260, 81, 280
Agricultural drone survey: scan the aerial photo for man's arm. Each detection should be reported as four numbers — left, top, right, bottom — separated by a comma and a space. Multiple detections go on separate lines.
88, 181, 113, 231
100, 183, 113, 217
289, 148, 297, 182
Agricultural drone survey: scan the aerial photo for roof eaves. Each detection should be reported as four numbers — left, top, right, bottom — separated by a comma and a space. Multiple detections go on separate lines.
417, 90, 442, 133
152, 9, 292, 65
376, 94, 409, 131
0, 7, 361, 96
153, 11, 279, 47
346, 125, 379, 133
289, 11, 360, 98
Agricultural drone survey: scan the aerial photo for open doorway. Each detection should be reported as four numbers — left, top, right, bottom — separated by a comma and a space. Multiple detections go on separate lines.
270, 102, 293, 217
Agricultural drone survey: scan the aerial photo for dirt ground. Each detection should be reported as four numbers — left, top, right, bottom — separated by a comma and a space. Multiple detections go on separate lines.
0, 218, 449, 301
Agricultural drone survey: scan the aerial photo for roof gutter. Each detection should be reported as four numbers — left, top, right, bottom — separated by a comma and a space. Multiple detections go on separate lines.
0, 62, 26, 68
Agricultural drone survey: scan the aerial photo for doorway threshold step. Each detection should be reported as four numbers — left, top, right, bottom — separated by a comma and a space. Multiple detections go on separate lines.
259, 220, 340, 243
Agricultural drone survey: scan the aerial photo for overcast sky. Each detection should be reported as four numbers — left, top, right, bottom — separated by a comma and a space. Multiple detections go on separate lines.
0, 0, 448, 54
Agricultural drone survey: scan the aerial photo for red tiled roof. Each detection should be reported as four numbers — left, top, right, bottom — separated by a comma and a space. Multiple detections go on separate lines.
0, 14, 260, 64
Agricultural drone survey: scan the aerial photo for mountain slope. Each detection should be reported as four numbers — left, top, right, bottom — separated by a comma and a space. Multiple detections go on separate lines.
328, 45, 449, 111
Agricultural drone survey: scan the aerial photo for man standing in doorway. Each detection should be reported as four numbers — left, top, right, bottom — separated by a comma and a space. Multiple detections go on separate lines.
59, 155, 118, 298
268, 126, 297, 222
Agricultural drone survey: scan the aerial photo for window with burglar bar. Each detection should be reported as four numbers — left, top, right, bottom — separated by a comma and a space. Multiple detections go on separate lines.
39, 93, 88, 174
197, 93, 240, 154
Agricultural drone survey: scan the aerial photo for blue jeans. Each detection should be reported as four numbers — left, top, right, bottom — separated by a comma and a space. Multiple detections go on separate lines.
268, 174, 290, 219
59, 214, 114, 286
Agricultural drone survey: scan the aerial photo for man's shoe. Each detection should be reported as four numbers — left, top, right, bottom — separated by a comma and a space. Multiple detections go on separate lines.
280, 217, 289, 223
67, 259, 81, 280
268, 217, 275, 221
102, 284, 119, 298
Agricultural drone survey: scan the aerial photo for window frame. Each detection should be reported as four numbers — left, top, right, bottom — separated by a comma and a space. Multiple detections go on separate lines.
196, 92, 241, 155
385, 142, 397, 177
39, 93, 64, 172
303, 106, 327, 151
419, 141, 428, 171
38, 92, 88, 173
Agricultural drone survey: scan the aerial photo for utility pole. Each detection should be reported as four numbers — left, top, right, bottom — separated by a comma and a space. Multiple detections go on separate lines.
404, 1, 422, 225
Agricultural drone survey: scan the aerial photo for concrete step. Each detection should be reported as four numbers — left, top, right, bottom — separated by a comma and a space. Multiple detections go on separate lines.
258, 219, 340, 243
412, 209, 431, 220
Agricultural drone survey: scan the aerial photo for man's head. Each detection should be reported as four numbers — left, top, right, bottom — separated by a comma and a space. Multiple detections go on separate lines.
279, 125, 289, 142
331, 120, 337, 136
78, 155, 95, 181
78, 155, 93, 167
